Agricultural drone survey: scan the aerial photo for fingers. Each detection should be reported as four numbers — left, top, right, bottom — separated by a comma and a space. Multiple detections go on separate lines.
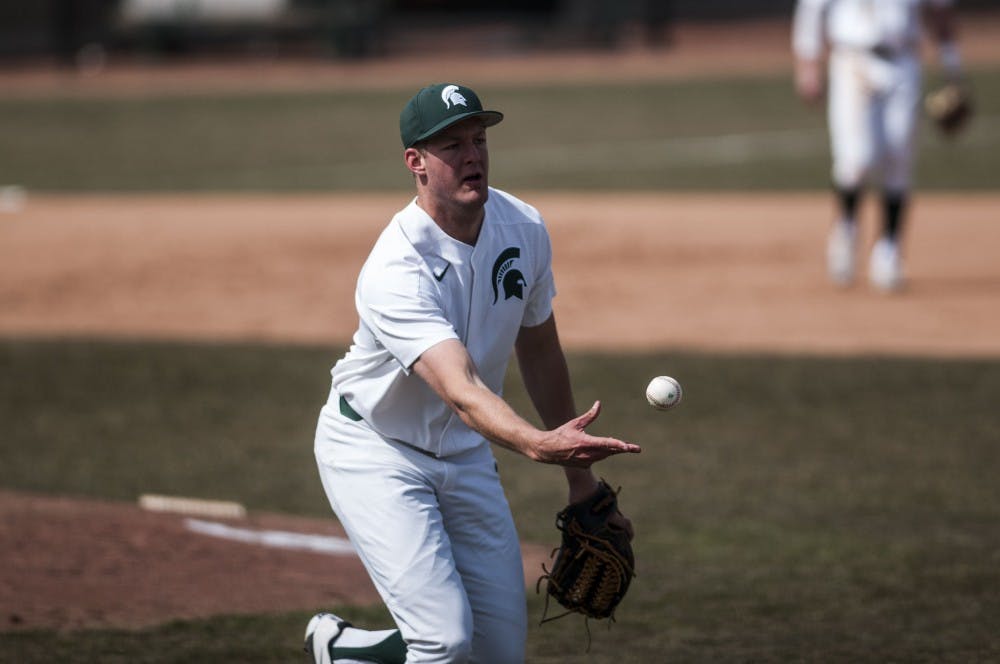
566, 437, 641, 467
573, 400, 602, 429
588, 429, 641, 455
597, 439, 642, 457
614, 438, 642, 454
544, 400, 639, 467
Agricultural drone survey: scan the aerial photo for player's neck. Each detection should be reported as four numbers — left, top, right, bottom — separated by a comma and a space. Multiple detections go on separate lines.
416, 196, 484, 246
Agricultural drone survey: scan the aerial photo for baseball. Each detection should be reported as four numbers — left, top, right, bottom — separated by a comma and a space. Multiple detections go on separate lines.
646, 376, 682, 410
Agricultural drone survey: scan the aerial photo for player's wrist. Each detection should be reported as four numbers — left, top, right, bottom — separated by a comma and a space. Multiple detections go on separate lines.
564, 468, 598, 502
939, 41, 963, 78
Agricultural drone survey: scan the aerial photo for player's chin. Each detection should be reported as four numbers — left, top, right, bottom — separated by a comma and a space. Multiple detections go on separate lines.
458, 179, 488, 205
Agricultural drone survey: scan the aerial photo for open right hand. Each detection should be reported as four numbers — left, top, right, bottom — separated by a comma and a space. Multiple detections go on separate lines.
533, 401, 641, 467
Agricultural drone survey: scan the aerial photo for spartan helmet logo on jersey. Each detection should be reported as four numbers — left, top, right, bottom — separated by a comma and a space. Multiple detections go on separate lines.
441, 85, 468, 110
491, 247, 526, 304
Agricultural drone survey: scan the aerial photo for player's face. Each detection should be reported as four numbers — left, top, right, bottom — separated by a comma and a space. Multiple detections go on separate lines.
417, 118, 490, 211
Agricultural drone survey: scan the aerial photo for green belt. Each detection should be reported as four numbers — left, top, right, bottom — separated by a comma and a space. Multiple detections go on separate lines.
339, 395, 363, 422
338, 398, 443, 460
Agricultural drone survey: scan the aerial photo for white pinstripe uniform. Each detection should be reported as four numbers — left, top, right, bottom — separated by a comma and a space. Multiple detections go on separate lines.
314, 187, 555, 662
793, 0, 953, 192
793, 0, 960, 291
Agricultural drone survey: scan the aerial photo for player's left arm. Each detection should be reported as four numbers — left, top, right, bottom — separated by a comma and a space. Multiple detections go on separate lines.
515, 314, 595, 499
516, 314, 635, 537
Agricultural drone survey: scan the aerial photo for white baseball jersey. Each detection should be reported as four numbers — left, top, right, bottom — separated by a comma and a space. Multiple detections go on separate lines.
793, 0, 954, 191
328, 187, 556, 458
793, 0, 953, 60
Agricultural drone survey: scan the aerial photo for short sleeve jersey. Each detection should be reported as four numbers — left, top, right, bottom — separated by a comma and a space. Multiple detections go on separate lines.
329, 187, 556, 457
793, 0, 954, 59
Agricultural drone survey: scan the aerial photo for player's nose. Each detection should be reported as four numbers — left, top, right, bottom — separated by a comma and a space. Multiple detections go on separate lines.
460, 139, 485, 163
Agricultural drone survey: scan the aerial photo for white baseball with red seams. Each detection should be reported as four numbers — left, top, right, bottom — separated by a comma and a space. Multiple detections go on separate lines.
646, 375, 682, 410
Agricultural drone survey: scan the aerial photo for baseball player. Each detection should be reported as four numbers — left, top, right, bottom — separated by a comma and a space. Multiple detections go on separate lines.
304, 83, 640, 664
792, 0, 965, 292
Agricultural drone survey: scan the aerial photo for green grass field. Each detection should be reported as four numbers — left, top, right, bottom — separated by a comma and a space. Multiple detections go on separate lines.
2, 339, 999, 662
1, 68, 998, 191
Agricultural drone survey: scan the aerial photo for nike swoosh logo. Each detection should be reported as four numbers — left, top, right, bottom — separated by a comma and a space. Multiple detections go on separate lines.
433, 263, 451, 282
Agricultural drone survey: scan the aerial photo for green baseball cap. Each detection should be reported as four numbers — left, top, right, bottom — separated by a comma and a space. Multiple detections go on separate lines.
400, 83, 504, 148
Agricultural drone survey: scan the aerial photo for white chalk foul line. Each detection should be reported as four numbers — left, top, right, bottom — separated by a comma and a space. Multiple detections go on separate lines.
185, 518, 357, 556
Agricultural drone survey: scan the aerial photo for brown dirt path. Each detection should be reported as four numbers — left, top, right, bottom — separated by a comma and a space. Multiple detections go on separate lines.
0, 490, 550, 632
3, 192, 999, 357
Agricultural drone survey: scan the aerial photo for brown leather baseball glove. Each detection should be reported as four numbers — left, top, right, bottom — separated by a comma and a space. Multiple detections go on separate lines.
538, 480, 635, 624
925, 81, 973, 137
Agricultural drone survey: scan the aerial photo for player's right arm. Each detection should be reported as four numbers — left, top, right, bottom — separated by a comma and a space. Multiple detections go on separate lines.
411, 338, 640, 467
792, 0, 828, 104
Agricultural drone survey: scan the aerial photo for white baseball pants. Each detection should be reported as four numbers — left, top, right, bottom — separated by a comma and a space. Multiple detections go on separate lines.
827, 48, 922, 192
314, 400, 528, 664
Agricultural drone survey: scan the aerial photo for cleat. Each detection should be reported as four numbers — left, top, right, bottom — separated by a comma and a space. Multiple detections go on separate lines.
304, 612, 351, 664
868, 238, 905, 292
827, 220, 857, 286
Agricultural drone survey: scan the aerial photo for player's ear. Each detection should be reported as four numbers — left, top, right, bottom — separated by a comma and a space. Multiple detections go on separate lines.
404, 147, 426, 176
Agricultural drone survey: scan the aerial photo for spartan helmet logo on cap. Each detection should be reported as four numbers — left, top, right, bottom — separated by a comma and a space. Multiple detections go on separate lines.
491, 247, 526, 304
441, 85, 468, 110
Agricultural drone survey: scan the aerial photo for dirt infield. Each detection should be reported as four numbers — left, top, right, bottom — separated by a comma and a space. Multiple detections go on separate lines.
3, 192, 1000, 356
0, 490, 549, 632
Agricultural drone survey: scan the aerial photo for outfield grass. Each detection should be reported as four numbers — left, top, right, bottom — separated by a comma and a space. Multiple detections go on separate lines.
0, 68, 997, 192
2, 339, 999, 661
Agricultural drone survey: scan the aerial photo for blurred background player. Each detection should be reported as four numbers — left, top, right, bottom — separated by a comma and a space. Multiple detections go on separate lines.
792, 0, 966, 292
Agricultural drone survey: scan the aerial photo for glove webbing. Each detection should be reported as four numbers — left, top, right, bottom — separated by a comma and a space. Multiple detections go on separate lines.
557, 520, 632, 615
537, 521, 635, 623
